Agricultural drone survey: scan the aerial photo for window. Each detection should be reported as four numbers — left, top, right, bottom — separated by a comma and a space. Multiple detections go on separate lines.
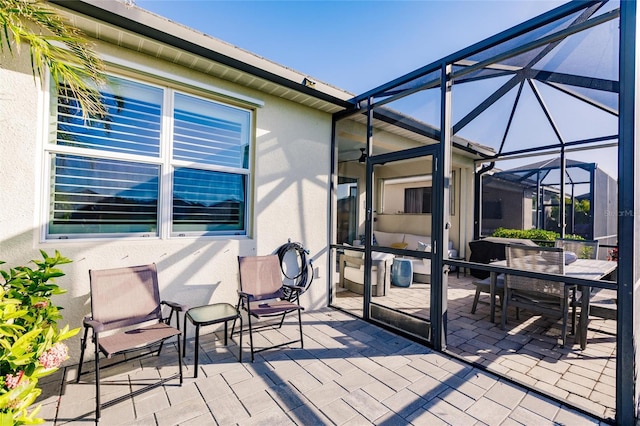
404, 187, 432, 213
47, 74, 252, 239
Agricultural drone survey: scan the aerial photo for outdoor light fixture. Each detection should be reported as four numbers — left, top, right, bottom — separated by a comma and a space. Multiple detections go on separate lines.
302, 78, 316, 88
358, 148, 367, 163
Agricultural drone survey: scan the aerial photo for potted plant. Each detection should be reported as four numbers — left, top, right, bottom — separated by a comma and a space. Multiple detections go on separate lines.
0, 250, 78, 425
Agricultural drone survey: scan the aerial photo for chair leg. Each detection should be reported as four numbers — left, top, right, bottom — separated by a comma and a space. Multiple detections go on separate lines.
237, 315, 243, 363
248, 313, 255, 362
231, 298, 242, 336
94, 335, 101, 420
471, 287, 481, 314
570, 287, 577, 335
277, 312, 287, 329
297, 308, 304, 349
177, 330, 183, 384
501, 290, 508, 330
561, 299, 568, 348
76, 327, 88, 383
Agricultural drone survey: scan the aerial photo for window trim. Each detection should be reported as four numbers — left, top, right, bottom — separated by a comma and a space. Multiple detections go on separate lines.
41, 69, 255, 242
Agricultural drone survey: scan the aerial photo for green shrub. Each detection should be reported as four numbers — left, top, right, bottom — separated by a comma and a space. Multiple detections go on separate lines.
0, 250, 78, 425
491, 228, 584, 242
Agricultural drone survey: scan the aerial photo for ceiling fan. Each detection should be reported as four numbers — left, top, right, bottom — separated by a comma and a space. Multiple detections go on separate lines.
338, 148, 367, 163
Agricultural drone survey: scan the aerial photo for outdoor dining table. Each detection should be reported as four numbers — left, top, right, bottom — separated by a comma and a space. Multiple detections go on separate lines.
488, 258, 617, 350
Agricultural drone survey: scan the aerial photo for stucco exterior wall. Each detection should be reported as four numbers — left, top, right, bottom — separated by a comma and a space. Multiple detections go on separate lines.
0, 41, 331, 361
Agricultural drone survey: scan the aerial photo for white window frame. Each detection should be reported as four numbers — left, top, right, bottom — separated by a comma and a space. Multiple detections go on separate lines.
41, 70, 256, 241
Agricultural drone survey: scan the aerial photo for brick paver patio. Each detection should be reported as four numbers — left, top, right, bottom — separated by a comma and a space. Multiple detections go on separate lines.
333, 273, 617, 422
40, 308, 606, 425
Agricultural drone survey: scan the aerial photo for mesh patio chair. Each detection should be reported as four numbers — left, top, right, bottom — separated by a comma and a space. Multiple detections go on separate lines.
469, 239, 534, 314
470, 274, 504, 314
555, 238, 599, 332
502, 245, 576, 347
469, 239, 508, 315
76, 264, 184, 420
232, 255, 304, 362
555, 238, 599, 260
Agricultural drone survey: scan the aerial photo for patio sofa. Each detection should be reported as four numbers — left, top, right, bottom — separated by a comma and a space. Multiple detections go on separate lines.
338, 231, 456, 294
373, 230, 457, 283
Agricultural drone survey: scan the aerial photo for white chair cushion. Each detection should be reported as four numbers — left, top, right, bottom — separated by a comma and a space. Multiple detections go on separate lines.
342, 243, 363, 268
413, 259, 430, 275
344, 264, 379, 286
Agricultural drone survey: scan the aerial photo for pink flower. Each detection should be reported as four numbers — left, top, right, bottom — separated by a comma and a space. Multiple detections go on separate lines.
33, 300, 48, 309
5, 371, 24, 389
39, 342, 69, 369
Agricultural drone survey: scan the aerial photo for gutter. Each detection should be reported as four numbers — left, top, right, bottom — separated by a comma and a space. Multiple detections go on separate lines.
474, 162, 496, 240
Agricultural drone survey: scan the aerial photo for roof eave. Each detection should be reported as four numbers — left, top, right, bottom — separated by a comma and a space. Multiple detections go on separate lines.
48, 0, 354, 110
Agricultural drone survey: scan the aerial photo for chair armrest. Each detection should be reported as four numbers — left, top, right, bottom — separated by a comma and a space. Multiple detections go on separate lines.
83, 317, 104, 333
339, 254, 346, 286
283, 284, 302, 293
161, 300, 187, 312
342, 255, 365, 267
160, 301, 184, 329
238, 290, 255, 303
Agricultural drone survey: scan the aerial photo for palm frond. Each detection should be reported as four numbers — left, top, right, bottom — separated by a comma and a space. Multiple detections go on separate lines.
0, 0, 106, 118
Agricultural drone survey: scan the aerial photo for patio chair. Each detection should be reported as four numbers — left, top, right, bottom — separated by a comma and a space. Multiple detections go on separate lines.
502, 245, 575, 347
232, 255, 304, 362
555, 238, 599, 332
76, 264, 184, 420
554, 238, 599, 260
470, 274, 504, 314
468, 238, 535, 314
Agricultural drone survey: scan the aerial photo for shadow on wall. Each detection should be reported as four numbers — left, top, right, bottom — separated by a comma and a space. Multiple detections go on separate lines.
0, 230, 256, 362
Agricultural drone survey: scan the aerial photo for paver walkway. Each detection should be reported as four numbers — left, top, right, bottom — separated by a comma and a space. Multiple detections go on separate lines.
40, 308, 606, 425
334, 274, 617, 420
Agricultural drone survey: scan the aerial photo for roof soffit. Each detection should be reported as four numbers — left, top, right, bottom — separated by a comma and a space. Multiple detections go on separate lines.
51, 0, 353, 115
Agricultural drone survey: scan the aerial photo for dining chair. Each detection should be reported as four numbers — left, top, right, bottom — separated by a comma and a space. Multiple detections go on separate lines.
502, 245, 575, 347
555, 238, 600, 331
554, 238, 599, 260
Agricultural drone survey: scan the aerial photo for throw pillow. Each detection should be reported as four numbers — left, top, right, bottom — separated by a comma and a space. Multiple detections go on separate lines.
418, 241, 432, 252
390, 242, 408, 249
564, 251, 578, 265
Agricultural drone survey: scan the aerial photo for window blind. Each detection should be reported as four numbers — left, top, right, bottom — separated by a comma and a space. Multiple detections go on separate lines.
49, 154, 159, 236
173, 93, 249, 168
172, 168, 245, 233
54, 78, 163, 157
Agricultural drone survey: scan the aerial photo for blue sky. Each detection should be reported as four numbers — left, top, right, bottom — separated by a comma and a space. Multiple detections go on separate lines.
135, 0, 567, 95
134, 1, 618, 179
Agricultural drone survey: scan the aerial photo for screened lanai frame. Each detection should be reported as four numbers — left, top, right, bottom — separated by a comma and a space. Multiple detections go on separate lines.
332, 1, 637, 423
480, 157, 618, 243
